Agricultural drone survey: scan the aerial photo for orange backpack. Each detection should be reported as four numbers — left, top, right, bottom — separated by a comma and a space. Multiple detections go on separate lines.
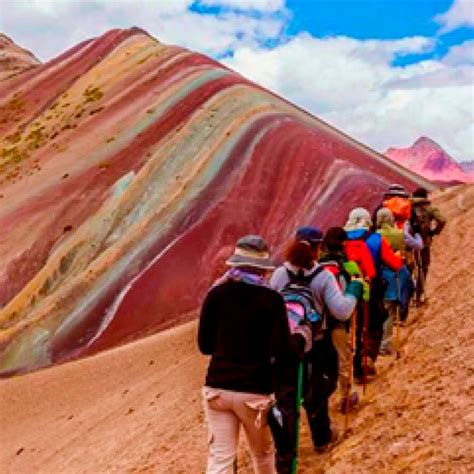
383, 197, 412, 228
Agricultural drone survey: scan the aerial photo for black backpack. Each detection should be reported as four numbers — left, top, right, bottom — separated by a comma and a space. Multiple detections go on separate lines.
281, 267, 325, 341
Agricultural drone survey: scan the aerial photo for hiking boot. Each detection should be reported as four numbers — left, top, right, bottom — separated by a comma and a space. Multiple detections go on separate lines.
379, 344, 395, 356
366, 358, 377, 377
339, 391, 359, 414
314, 429, 342, 454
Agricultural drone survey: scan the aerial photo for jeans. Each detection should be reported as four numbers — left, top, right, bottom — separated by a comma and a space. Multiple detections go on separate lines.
202, 387, 276, 474
381, 300, 398, 350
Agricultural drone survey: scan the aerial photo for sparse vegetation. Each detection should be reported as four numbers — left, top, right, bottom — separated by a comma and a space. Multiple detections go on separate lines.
83, 85, 103, 103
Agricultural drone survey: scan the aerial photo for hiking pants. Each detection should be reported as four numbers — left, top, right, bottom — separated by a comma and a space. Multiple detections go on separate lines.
270, 337, 337, 472
415, 246, 430, 301
381, 300, 398, 351
331, 325, 351, 396
304, 337, 338, 447
354, 285, 388, 373
202, 387, 276, 474
367, 279, 389, 363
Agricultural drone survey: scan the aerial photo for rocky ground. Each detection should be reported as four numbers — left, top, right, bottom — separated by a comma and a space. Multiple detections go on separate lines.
1, 185, 473, 473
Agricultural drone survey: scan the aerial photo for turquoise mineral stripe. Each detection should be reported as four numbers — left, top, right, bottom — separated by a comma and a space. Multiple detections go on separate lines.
61, 110, 277, 327
113, 87, 270, 228
111, 171, 135, 199
79, 68, 231, 164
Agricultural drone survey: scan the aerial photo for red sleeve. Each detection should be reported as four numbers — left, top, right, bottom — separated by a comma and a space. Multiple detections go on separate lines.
380, 236, 403, 271
359, 242, 376, 280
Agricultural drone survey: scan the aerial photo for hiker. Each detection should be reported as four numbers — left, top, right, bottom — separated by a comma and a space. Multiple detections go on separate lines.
344, 208, 403, 379
410, 187, 446, 303
319, 227, 366, 413
198, 235, 291, 474
372, 183, 410, 230
382, 184, 412, 228
269, 227, 363, 470
375, 208, 421, 354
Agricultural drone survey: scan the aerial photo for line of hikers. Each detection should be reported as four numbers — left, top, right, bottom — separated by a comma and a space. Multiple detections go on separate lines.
198, 185, 446, 474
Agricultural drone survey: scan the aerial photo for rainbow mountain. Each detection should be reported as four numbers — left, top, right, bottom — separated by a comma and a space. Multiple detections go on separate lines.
0, 28, 433, 375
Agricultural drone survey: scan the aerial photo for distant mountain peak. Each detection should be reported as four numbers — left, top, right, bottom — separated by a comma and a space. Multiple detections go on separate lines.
385, 136, 473, 184
413, 136, 443, 150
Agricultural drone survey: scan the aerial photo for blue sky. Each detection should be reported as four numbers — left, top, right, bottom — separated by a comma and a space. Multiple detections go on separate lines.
1, 0, 473, 161
285, 0, 473, 64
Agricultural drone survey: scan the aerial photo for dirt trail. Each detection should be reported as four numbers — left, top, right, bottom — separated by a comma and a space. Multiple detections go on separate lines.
0, 185, 473, 473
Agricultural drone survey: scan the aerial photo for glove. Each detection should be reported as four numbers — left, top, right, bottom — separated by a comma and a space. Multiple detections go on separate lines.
361, 279, 370, 302
344, 260, 361, 277
345, 279, 363, 300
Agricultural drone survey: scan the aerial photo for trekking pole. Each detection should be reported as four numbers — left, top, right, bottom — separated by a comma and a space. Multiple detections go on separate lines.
362, 301, 369, 396
344, 309, 357, 433
291, 361, 304, 474
395, 274, 401, 360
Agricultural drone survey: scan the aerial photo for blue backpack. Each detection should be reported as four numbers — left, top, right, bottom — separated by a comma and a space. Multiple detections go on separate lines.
281, 267, 325, 341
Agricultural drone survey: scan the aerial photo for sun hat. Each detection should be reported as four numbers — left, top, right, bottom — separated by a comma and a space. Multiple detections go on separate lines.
344, 207, 372, 230
295, 226, 324, 245
226, 235, 275, 270
376, 207, 395, 227
383, 183, 410, 198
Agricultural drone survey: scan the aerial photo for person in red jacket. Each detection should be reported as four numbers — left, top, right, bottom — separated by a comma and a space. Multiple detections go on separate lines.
345, 208, 403, 378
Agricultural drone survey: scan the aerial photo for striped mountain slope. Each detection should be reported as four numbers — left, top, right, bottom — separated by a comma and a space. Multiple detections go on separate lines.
0, 28, 434, 375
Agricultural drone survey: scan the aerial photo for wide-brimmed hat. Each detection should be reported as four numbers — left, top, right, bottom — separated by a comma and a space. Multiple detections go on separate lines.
295, 226, 324, 245
383, 183, 409, 198
344, 207, 372, 230
226, 235, 275, 270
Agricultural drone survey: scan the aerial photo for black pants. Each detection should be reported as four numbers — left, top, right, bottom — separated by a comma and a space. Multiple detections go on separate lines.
354, 278, 388, 375
415, 246, 430, 301
270, 336, 338, 473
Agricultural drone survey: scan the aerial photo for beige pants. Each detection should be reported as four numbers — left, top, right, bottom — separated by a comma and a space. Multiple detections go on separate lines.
332, 325, 351, 395
202, 387, 276, 474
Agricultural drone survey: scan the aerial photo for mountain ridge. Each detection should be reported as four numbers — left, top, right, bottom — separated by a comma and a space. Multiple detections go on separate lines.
0, 28, 433, 374
385, 136, 473, 184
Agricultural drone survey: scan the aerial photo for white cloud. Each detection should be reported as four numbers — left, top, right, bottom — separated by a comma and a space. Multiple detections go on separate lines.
224, 34, 474, 161
442, 39, 474, 65
435, 0, 474, 33
0, 0, 472, 161
198, 0, 285, 11
0, 0, 286, 61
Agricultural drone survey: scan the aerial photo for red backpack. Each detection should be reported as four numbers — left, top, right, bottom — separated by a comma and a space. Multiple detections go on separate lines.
343, 238, 376, 280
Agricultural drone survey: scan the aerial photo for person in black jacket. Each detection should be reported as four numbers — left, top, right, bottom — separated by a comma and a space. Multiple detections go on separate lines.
198, 235, 291, 474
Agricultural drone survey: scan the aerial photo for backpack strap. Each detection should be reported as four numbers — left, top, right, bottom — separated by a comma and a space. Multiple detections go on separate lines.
286, 265, 325, 285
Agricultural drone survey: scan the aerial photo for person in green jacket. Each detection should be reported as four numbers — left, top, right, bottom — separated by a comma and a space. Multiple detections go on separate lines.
411, 187, 446, 303
375, 208, 422, 354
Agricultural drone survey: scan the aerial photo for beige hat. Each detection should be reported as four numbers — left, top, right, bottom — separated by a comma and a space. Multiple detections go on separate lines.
226, 235, 275, 270
376, 207, 395, 227
344, 207, 372, 231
